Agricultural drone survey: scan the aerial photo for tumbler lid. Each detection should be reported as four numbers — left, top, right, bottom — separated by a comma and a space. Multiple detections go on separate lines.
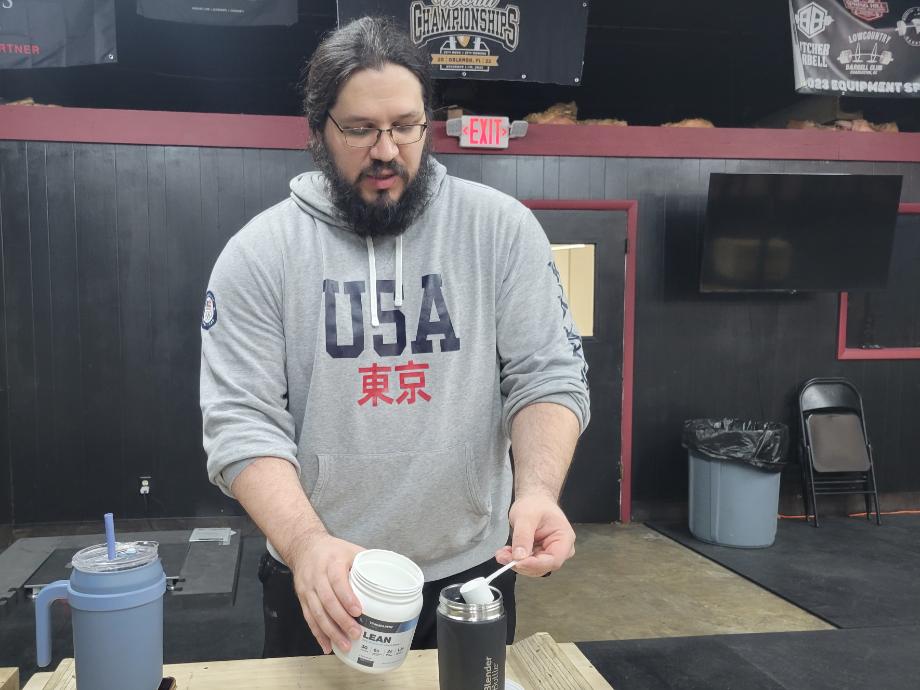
71, 540, 159, 573
438, 583, 504, 621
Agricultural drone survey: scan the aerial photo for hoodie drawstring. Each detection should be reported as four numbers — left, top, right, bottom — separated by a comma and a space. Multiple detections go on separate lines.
366, 236, 404, 329
366, 237, 380, 328
394, 235, 404, 308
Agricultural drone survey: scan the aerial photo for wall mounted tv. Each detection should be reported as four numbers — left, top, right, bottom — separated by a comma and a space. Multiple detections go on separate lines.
700, 173, 902, 293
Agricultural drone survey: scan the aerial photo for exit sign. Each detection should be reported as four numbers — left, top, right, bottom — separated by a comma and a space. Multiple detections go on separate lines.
460, 115, 510, 149
445, 116, 528, 148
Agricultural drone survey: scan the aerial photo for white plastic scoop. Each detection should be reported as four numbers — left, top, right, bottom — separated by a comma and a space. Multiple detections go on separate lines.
459, 560, 519, 604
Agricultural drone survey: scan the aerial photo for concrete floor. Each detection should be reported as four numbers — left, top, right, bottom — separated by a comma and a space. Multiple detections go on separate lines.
515, 523, 833, 642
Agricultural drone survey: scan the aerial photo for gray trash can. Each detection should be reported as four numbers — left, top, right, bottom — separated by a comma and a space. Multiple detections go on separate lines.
688, 451, 781, 548
683, 419, 789, 549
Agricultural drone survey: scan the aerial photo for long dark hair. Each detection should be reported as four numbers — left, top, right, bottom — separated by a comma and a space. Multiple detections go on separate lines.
303, 16, 434, 135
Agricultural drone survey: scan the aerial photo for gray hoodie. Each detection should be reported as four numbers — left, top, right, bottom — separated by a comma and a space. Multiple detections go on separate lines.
200, 158, 590, 580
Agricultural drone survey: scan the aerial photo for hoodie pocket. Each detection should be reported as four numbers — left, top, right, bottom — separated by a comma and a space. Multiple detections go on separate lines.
311, 443, 491, 563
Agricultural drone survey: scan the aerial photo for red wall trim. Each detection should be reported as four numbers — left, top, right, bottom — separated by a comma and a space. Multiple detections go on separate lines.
3, 105, 920, 162
0, 106, 311, 151
523, 200, 638, 524
838, 203, 920, 361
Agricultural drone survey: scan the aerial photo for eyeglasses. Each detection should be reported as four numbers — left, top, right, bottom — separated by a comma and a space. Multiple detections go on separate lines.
327, 112, 428, 148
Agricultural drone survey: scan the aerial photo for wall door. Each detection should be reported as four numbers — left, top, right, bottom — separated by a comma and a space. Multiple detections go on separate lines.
534, 209, 627, 523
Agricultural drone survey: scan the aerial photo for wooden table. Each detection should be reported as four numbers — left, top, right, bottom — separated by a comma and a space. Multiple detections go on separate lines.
20, 633, 613, 689
1, 668, 19, 690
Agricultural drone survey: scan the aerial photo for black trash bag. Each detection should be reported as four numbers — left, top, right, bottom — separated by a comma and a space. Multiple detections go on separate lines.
682, 418, 789, 472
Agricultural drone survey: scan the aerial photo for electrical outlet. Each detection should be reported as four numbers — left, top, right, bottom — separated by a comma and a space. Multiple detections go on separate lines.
139, 476, 152, 496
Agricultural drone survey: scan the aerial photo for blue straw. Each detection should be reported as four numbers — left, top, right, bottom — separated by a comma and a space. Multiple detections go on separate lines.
104, 513, 116, 560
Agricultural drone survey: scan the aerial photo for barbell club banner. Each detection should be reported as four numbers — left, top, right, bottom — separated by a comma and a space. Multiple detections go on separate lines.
789, 0, 920, 96
336, 0, 589, 84
0, 0, 116, 69
137, 0, 297, 26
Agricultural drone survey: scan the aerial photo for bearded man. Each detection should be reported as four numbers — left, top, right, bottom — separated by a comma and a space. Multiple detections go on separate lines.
200, 15, 590, 658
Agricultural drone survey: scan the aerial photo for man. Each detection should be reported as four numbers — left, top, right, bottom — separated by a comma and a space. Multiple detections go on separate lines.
200, 16, 590, 658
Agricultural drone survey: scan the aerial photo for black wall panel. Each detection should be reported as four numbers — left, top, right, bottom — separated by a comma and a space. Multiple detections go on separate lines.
114, 145, 155, 520
442, 153, 920, 509
25, 144, 54, 522
625, 158, 920, 507
0, 142, 33, 525
1, 141, 918, 524
75, 145, 123, 522
0, 163, 6, 523
162, 147, 206, 517
44, 144, 84, 521
146, 146, 172, 520
0, 142, 310, 523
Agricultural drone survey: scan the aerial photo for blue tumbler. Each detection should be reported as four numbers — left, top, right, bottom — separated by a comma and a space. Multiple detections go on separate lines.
34, 540, 166, 690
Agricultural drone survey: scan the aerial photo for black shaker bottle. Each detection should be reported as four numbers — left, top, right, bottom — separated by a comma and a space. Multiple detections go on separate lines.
437, 583, 506, 690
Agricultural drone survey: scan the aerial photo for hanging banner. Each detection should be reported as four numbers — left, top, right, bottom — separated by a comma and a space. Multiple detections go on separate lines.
137, 0, 297, 26
789, 0, 920, 96
336, 0, 588, 84
0, 0, 116, 70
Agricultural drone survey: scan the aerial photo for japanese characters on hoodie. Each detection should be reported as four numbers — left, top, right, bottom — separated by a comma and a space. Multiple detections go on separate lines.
200, 158, 590, 580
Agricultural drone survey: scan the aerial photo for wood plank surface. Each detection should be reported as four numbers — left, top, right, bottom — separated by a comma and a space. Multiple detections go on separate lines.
42, 658, 74, 690
559, 646, 611, 690
20, 677, 45, 690
509, 633, 606, 689
0, 667, 19, 690
25, 635, 612, 689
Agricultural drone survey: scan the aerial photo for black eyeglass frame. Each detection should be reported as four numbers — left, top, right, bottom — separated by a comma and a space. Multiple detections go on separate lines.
326, 112, 429, 148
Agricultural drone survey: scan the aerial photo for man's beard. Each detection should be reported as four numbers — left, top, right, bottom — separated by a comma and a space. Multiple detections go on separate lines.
310, 135, 435, 239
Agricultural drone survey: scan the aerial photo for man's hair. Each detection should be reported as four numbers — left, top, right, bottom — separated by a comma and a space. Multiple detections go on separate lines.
303, 16, 434, 134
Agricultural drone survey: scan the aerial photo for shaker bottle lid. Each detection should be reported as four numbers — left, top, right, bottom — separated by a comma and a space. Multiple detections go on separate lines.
505, 681, 525, 690
71, 540, 159, 573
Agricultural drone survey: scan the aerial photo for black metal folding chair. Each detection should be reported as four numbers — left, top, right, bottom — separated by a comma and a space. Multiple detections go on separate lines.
798, 377, 881, 527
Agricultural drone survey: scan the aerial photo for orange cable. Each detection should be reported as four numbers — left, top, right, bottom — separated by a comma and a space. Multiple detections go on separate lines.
778, 509, 920, 519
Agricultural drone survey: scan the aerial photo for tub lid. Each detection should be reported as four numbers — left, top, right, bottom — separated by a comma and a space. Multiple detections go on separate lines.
71, 540, 159, 573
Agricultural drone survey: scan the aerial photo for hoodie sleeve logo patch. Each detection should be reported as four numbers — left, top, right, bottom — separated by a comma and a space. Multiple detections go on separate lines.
201, 290, 218, 330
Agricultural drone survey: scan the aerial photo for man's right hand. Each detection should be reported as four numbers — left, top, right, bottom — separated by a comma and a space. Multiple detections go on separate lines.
228, 458, 366, 654
287, 532, 366, 655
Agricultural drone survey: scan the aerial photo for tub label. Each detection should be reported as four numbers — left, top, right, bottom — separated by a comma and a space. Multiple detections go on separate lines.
348, 613, 419, 669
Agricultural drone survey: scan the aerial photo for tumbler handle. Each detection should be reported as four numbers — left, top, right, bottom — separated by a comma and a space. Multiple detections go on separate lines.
35, 580, 70, 667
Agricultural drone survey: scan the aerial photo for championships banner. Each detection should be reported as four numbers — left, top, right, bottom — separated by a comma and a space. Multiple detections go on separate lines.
0, 0, 116, 69
137, 0, 297, 26
789, 0, 920, 96
337, 0, 589, 84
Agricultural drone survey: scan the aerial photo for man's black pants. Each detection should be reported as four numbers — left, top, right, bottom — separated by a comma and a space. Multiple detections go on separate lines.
258, 551, 517, 658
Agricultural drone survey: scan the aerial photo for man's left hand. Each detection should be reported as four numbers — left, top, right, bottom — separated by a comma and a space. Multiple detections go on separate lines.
494, 494, 576, 577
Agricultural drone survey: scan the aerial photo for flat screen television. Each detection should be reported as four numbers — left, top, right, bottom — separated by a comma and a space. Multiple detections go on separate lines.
700, 173, 902, 293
